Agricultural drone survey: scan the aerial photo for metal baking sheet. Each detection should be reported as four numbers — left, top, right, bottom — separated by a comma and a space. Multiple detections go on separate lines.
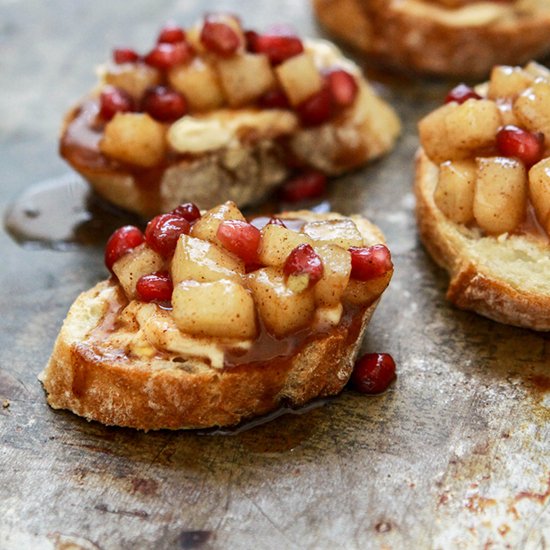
1, 1, 548, 548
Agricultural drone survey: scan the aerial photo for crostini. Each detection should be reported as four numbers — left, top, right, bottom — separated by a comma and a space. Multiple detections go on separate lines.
40, 201, 394, 430
313, 0, 550, 77
415, 62, 550, 330
60, 14, 400, 217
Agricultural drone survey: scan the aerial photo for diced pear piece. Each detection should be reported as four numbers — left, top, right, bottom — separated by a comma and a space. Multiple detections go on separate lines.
434, 160, 476, 224
302, 219, 363, 249
247, 267, 315, 337
103, 62, 161, 100
528, 158, 550, 235
444, 99, 501, 152
488, 66, 533, 99
342, 271, 392, 306
473, 157, 527, 235
258, 224, 313, 266
190, 201, 246, 245
172, 279, 257, 339
168, 58, 225, 112
99, 112, 166, 168
112, 243, 164, 300
275, 52, 322, 107
523, 61, 550, 80
171, 234, 244, 285
313, 244, 351, 307
514, 80, 550, 142
216, 53, 276, 107
418, 102, 463, 163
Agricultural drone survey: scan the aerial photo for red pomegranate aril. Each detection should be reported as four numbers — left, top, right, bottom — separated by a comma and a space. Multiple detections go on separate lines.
104, 225, 144, 272
200, 20, 241, 57
349, 244, 393, 281
144, 41, 193, 70
258, 88, 290, 109
136, 271, 173, 302
145, 213, 190, 257
326, 69, 358, 108
351, 353, 396, 394
251, 34, 304, 65
297, 87, 333, 126
283, 243, 323, 289
113, 48, 140, 64
157, 23, 186, 44
216, 220, 261, 264
141, 86, 187, 122
267, 217, 287, 228
496, 125, 545, 167
244, 29, 259, 51
280, 171, 327, 202
99, 86, 134, 121
171, 202, 201, 222
444, 83, 481, 104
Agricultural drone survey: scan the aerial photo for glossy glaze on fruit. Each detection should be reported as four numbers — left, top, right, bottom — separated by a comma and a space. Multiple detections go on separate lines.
419, 62, 550, 241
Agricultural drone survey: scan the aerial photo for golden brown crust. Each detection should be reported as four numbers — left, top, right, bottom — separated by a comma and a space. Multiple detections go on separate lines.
40, 211, 388, 430
313, 0, 550, 77
415, 149, 550, 330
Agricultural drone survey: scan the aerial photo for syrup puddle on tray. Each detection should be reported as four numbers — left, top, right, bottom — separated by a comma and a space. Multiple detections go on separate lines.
4, 175, 141, 250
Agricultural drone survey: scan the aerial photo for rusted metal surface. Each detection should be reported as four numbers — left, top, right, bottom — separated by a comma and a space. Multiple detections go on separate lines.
0, 1, 548, 549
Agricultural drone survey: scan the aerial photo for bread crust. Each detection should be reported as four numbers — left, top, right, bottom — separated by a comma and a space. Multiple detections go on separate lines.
40, 212, 388, 430
313, 0, 550, 77
415, 149, 550, 330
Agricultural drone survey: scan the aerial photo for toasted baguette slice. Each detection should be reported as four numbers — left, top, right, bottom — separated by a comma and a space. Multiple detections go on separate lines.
415, 149, 550, 330
40, 211, 391, 430
61, 37, 400, 218
313, 0, 550, 77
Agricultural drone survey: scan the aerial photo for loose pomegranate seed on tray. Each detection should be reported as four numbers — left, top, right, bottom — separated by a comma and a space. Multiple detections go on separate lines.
351, 353, 396, 394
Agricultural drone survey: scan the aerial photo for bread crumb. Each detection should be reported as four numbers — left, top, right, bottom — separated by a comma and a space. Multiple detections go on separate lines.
2, 399, 9, 409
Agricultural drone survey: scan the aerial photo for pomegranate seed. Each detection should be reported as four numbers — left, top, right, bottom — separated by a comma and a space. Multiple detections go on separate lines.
113, 48, 140, 64
144, 41, 193, 70
326, 69, 358, 108
251, 34, 304, 65
280, 171, 327, 202
216, 220, 261, 264
244, 30, 259, 51
444, 83, 481, 104
496, 125, 545, 167
141, 86, 187, 122
136, 271, 173, 302
349, 244, 393, 281
200, 20, 241, 57
297, 87, 333, 126
157, 23, 186, 44
267, 217, 287, 228
99, 86, 134, 121
104, 225, 144, 272
145, 213, 190, 257
258, 88, 290, 109
283, 243, 323, 291
351, 353, 396, 394
171, 202, 201, 222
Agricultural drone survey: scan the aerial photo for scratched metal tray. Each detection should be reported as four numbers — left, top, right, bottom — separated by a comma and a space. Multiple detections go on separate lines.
0, 1, 548, 549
